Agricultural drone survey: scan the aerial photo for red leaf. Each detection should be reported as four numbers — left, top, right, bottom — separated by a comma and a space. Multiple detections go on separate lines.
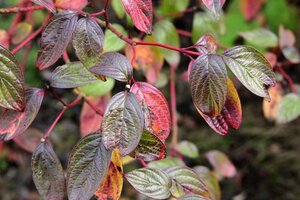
0, 88, 44, 140
130, 82, 171, 141
198, 78, 242, 135
55, 0, 88, 10
240, 0, 265, 21
13, 128, 43, 153
121, 0, 153, 34
80, 95, 110, 137
0, 29, 10, 49
31, 0, 56, 13
279, 25, 296, 48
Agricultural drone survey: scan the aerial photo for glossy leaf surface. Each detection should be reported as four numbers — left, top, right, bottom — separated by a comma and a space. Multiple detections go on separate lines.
180, 194, 209, 200
31, 0, 56, 13
126, 168, 171, 199
223, 46, 276, 100
89, 52, 133, 82
130, 82, 171, 141
94, 149, 123, 200
131, 129, 166, 162
67, 133, 112, 200
0, 88, 44, 140
198, 78, 242, 135
202, 0, 226, 17
205, 150, 237, 178
32, 141, 65, 200
121, 0, 153, 34
73, 17, 104, 68
50, 62, 98, 88
239, 28, 278, 48
189, 54, 228, 117
166, 166, 209, 197
0, 45, 25, 111
37, 10, 78, 70
154, 20, 180, 67
102, 92, 144, 156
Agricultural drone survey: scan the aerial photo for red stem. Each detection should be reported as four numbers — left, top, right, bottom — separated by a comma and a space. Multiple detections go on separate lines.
63, 51, 70, 63
176, 29, 192, 38
0, 5, 44, 14
276, 66, 297, 93
83, 97, 104, 116
11, 26, 43, 54
170, 66, 178, 146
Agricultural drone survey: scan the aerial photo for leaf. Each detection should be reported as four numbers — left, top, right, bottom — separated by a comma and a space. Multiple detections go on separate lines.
78, 78, 115, 97
67, 133, 112, 200
103, 24, 128, 52
276, 93, 300, 124
0, 30, 10, 49
102, 91, 144, 156
0, 88, 44, 140
166, 166, 209, 197
73, 17, 104, 68
50, 62, 98, 88
170, 180, 185, 198
198, 78, 242, 135
279, 26, 300, 63
192, 12, 225, 44
37, 10, 78, 70
195, 34, 218, 54
176, 141, 199, 158
223, 45, 276, 100
154, 20, 180, 67
130, 129, 166, 162
148, 157, 185, 170
160, 0, 190, 16
125, 36, 164, 84
13, 128, 43, 153
12, 22, 33, 45
31, 0, 56, 13
194, 166, 221, 200
126, 168, 171, 199
180, 194, 210, 200
111, 0, 126, 19
130, 82, 171, 141
240, 0, 265, 21
55, 0, 88, 10
239, 28, 278, 48
202, 0, 226, 18
189, 54, 228, 117
121, 0, 153, 34
0, 45, 25, 111
263, 83, 283, 121
32, 140, 65, 200
205, 150, 237, 178
80, 95, 110, 137
94, 149, 123, 200
89, 52, 133, 82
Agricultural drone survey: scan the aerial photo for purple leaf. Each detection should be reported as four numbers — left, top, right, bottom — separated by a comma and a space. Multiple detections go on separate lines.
31, 0, 56, 13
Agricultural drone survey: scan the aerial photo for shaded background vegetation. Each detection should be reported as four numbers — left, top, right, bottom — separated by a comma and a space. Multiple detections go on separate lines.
0, 0, 300, 199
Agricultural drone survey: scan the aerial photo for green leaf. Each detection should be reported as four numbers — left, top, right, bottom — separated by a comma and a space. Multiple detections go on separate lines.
165, 166, 209, 197
102, 92, 144, 156
37, 10, 78, 70
282, 46, 300, 64
170, 180, 185, 198
126, 168, 172, 199
160, 0, 190, 16
239, 28, 278, 48
154, 20, 180, 67
78, 78, 115, 96
176, 141, 199, 158
130, 129, 166, 162
276, 93, 300, 124
89, 52, 133, 82
72, 17, 104, 68
194, 166, 221, 200
111, 0, 126, 18
223, 46, 276, 100
148, 157, 185, 170
50, 62, 98, 88
0, 45, 25, 111
104, 24, 128, 52
67, 133, 111, 200
192, 12, 225, 44
32, 141, 65, 200
12, 22, 32, 45
189, 54, 228, 116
